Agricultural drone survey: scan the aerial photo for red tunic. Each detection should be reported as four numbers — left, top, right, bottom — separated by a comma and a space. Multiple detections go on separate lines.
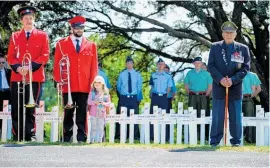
53, 36, 98, 93
7, 28, 50, 82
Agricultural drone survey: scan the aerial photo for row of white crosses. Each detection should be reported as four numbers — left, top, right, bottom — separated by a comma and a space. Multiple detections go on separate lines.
0, 100, 61, 142
0, 101, 269, 146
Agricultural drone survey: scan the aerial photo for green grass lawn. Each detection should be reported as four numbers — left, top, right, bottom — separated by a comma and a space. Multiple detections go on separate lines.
1, 140, 269, 153
1, 124, 269, 153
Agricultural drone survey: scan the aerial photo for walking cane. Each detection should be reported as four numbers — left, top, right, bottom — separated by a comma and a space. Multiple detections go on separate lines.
224, 86, 229, 145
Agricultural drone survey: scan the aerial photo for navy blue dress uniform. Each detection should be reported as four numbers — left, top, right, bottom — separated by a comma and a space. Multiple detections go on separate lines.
0, 55, 11, 132
149, 58, 173, 141
115, 56, 143, 140
98, 61, 111, 89
208, 21, 250, 146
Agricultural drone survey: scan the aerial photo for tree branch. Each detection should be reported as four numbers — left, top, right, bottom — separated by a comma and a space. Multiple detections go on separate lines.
104, 1, 212, 47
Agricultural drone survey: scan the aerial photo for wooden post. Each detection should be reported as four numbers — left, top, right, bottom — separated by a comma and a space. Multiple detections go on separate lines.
153, 106, 160, 144
73, 109, 77, 143
0, 100, 10, 142
144, 103, 150, 144
108, 103, 116, 143
169, 109, 175, 144
160, 109, 166, 144
120, 107, 127, 144
264, 112, 270, 146
36, 101, 45, 142
140, 106, 145, 144
184, 109, 189, 145
256, 105, 264, 146
176, 102, 183, 144
129, 109, 135, 144
200, 110, 206, 146
50, 106, 59, 142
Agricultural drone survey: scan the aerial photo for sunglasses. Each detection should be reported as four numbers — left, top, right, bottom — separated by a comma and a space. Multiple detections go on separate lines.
73, 26, 85, 30
0, 62, 5, 64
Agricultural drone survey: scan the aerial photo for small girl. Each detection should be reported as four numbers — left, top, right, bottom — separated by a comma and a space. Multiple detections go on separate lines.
88, 76, 111, 143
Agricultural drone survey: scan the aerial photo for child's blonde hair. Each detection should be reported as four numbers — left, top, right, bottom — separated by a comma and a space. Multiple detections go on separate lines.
91, 75, 109, 94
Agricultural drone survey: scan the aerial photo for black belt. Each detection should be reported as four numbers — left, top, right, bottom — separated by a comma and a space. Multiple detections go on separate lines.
243, 94, 252, 98
121, 94, 137, 98
189, 91, 206, 96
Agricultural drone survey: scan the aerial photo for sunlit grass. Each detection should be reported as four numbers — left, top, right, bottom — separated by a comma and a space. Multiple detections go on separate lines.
1, 140, 269, 153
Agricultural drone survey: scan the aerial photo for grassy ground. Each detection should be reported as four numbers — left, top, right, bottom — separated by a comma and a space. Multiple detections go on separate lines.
1, 140, 269, 153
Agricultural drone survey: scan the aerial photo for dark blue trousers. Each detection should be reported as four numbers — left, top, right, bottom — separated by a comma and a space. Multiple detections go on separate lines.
210, 98, 242, 145
115, 95, 140, 140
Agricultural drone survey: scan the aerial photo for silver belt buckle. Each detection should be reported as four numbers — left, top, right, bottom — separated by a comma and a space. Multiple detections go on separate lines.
158, 93, 163, 96
127, 95, 130, 98
196, 92, 199, 95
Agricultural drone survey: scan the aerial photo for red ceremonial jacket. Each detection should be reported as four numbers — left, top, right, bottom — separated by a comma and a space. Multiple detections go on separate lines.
53, 36, 98, 93
7, 28, 50, 82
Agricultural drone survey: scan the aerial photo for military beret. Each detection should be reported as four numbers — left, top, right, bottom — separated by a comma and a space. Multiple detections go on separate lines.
192, 57, 202, 63
221, 21, 238, 32
69, 16, 86, 28
17, 6, 37, 17
126, 56, 134, 63
157, 58, 165, 63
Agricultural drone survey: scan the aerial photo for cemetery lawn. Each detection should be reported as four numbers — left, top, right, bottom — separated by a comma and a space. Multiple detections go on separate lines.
1, 140, 269, 153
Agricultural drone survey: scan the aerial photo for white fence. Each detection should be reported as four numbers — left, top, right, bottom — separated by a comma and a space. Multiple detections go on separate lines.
0, 101, 269, 146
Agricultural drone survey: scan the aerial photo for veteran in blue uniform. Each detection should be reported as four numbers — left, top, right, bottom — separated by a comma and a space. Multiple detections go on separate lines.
242, 72, 261, 143
115, 56, 143, 140
208, 21, 250, 147
149, 58, 173, 141
98, 61, 111, 89
164, 64, 176, 110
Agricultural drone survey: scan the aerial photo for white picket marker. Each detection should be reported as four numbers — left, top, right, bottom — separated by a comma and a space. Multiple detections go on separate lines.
264, 112, 270, 146
7, 105, 12, 140
120, 107, 127, 144
176, 102, 183, 144
189, 109, 197, 145
153, 106, 160, 144
170, 109, 174, 144
160, 109, 166, 144
184, 109, 189, 144
208, 110, 212, 145
86, 111, 91, 143
129, 109, 135, 144
200, 110, 206, 145
144, 103, 150, 144
240, 113, 244, 146
256, 105, 264, 146
108, 103, 116, 143
227, 114, 231, 146
49, 106, 59, 142
36, 101, 45, 142
140, 106, 145, 144
0, 100, 10, 142
73, 109, 77, 143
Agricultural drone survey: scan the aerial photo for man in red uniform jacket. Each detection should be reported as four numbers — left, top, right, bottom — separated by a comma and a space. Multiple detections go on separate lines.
7, 6, 50, 141
53, 16, 98, 143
